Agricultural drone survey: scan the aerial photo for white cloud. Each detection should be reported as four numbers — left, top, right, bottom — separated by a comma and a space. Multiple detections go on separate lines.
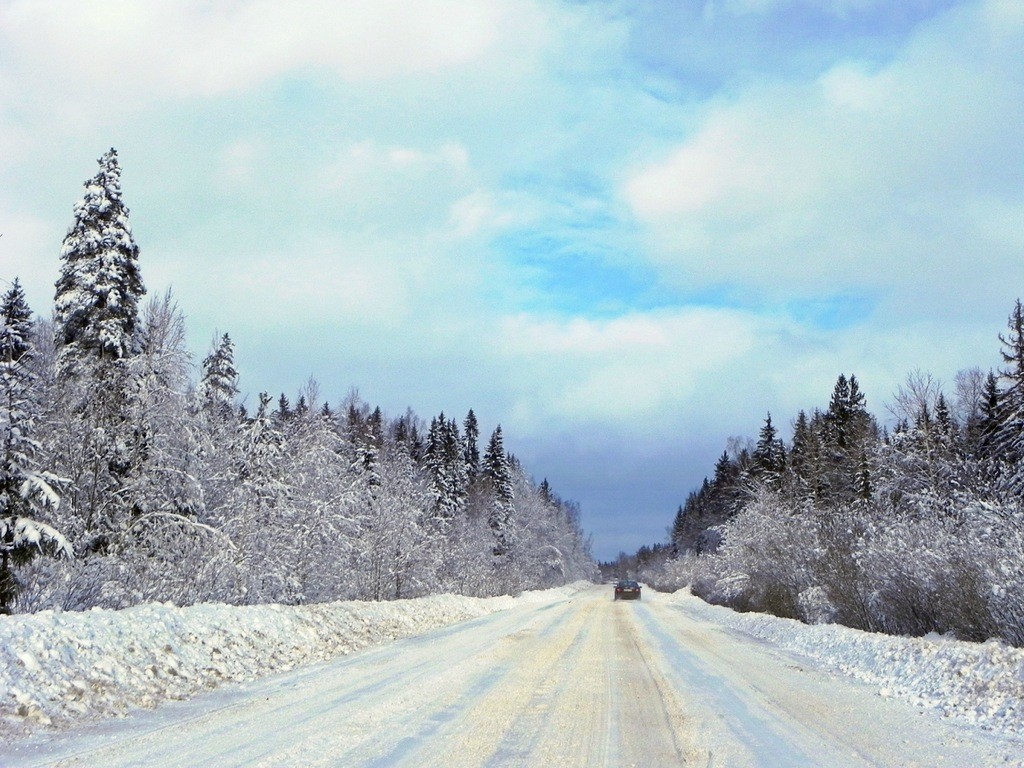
447, 190, 518, 239
496, 308, 761, 429
624, 0, 1024, 315
0, 0, 513, 101
322, 141, 470, 191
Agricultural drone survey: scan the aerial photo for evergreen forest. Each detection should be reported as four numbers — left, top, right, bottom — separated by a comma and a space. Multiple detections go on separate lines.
0, 150, 596, 614
623, 319, 1024, 646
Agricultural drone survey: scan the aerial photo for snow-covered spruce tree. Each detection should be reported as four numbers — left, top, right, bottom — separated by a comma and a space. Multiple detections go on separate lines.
463, 409, 480, 481
483, 425, 515, 558
110, 292, 239, 606
0, 280, 71, 612
54, 148, 145, 376
787, 409, 826, 501
820, 374, 875, 505
425, 413, 468, 527
49, 150, 147, 556
670, 504, 686, 555
751, 413, 786, 490
994, 300, 1024, 492
199, 332, 239, 416
976, 370, 1001, 459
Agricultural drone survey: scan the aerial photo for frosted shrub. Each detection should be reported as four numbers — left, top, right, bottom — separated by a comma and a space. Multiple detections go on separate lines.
692, 492, 818, 619
639, 553, 697, 592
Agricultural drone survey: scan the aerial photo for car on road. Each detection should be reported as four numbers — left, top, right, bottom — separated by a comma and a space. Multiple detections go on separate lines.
614, 579, 641, 600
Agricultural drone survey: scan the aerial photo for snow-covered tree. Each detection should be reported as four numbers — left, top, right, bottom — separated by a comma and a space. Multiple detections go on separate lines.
224, 393, 297, 604
751, 413, 785, 489
994, 300, 1024, 491
199, 333, 239, 415
425, 413, 467, 526
463, 409, 480, 481
54, 148, 145, 377
45, 151, 149, 556
0, 280, 70, 612
483, 425, 515, 557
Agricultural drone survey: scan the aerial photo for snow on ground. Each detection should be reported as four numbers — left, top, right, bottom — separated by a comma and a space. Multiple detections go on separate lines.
658, 587, 1024, 735
0, 583, 589, 740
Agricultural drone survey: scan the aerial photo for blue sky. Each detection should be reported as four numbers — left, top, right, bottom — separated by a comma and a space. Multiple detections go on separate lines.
2, 0, 1023, 559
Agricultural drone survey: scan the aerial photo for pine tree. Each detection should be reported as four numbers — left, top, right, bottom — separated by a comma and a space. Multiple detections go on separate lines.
538, 478, 553, 504
788, 409, 824, 499
54, 149, 145, 376
0, 281, 70, 612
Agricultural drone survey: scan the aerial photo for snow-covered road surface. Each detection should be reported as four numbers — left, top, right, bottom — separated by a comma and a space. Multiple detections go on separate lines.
5, 585, 1024, 767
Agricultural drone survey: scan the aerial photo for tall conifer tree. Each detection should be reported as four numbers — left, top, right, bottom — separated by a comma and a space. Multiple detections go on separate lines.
0, 281, 70, 611
54, 149, 145, 376
994, 300, 1024, 489
199, 333, 239, 415
484, 425, 515, 556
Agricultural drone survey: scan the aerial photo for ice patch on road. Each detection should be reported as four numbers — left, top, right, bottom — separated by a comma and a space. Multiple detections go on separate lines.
655, 588, 1024, 734
0, 582, 590, 739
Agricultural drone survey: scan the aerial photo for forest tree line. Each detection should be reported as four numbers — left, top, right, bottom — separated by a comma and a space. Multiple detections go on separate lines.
0, 149, 596, 614
630, 307, 1024, 647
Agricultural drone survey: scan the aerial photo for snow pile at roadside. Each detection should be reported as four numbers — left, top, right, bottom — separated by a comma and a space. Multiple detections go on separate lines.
0, 582, 589, 739
664, 589, 1024, 733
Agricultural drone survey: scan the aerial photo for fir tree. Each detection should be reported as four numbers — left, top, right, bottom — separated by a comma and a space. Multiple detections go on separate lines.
788, 409, 824, 499
934, 393, 955, 443
995, 300, 1024, 487
752, 413, 786, 489
54, 149, 145, 376
483, 425, 515, 556
199, 333, 239, 414
539, 478, 553, 503
670, 505, 686, 554
821, 374, 874, 504
977, 370, 1001, 458
856, 450, 872, 501
425, 413, 467, 523
463, 409, 480, 480
277, 393, 291, 421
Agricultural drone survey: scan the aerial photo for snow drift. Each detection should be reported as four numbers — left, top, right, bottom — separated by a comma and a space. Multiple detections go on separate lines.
661, 588, 1024, 734
0, 583, 588, 739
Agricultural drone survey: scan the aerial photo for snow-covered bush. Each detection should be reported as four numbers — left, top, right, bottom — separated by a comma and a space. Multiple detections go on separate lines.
691, 490, 820, 620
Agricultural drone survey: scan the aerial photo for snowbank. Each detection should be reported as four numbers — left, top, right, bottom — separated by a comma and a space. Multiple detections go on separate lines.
0, 582, 589, 739
661, 588, 1024, 734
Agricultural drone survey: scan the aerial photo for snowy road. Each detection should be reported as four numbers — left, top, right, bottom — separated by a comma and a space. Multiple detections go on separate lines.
6, 585, 1024, 767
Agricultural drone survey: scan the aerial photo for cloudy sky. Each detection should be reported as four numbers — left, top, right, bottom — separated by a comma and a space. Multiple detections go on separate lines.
1, 0, 1022, 559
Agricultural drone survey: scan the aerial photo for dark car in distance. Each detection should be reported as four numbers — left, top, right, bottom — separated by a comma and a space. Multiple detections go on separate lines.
614, 579, 641, 600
